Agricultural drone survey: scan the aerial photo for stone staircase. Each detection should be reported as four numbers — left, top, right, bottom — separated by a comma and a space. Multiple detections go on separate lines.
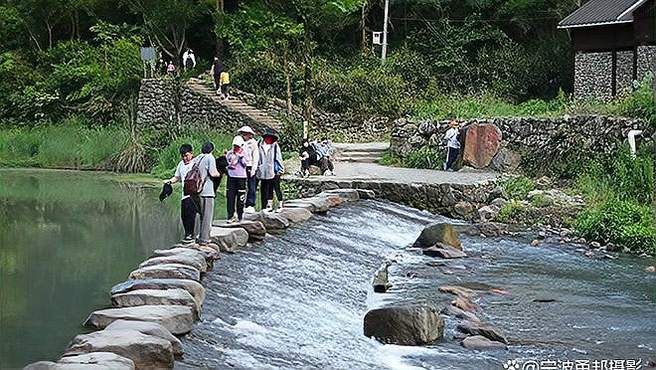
186, 78, 283, 132
334, 142, 389, 163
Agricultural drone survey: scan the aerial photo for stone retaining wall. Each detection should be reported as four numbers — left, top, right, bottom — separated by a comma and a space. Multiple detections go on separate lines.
136, 79, 179, 129
391, 115, 654, 174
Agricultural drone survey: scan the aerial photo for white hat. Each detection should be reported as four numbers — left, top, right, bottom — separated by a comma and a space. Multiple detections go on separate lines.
238, 126, 255, 135
232, 135, 245, 147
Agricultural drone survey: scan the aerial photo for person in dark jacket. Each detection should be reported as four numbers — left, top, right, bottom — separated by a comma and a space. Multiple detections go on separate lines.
211, 57, 223, 94
298, 139, 316, 177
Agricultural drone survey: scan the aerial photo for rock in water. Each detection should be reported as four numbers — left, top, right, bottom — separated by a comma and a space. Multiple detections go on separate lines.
128, 263, 201, 282
461, 335, 507, 350
363, 304, 444, 345
25, 353, 135, 370
423, 244, 467, 259
243, 212, 290, 233
277, 207, 313, 224
111, 288, 200, 318
213, 220, 266, 242
140, 254, 207, 273
105, 320, 183, 358
372, 262, 391, 293
439, 286, 475, 298
84, 305, 194, 335
152, 248, 215, 270
356, 189, 377, 199
462, 123, 502, 169
209, 227, 249, 252
321, 189, 360, 202
413, 223, 462, 250
456, 322, 508, 344
111, 279, 205, 308
64, 329, 174, 369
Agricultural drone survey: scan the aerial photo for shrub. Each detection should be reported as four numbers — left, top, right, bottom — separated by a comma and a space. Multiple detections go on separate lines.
501, 176, 535, 200
496, 200, 528, 223
575, 198, 656, 253
403, 146, 443, 170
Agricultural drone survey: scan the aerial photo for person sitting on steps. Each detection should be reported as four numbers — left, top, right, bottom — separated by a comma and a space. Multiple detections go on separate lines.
298, 138, 317, 177
314, 137, 335, 176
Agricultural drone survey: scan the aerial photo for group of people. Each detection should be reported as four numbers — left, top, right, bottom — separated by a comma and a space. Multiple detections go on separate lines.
163, 126, 284, 246
157, 48, 198, 77
298, 138, 335, 177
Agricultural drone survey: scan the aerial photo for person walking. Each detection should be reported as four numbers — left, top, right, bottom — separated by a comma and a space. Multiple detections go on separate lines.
182, 48, 197, 71
219, 68, 231, 99
238, 126, 259, 213
210, 57, 223, 93
166, 61, 176, 76
165, 144, 197, 243
195, 142, 222, 245
443, 120, 461, 171
257, 129, 284, 212
226, 136, 250, 223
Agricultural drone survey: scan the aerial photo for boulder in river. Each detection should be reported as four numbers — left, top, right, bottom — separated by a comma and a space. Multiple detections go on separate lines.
461, 335, 507, 350
452, 296, 478, 312
111, 279, 205, 308
105, 319, 183, 358
84, 305, 195, 335
25, 353, 135, 370
128, 263, 201, 282
441, 305, 481, 324
244, 212, 290, 233
372, 262, 391, 293
423, 244, 467, 259
413, 223, 462, 250
277, 207, 313, 224
646, 266, 655, 273
140, 254, 207, 273
285, 198, 330, 213
363, 304, 444, 345
457, 322, 508, 344
64, 329, 174, 369
111, 288, 199, 318
209, 226, 249, 252
214, 220, 266, 242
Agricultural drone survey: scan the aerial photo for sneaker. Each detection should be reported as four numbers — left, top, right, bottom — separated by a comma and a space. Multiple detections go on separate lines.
323, 170, 331, 176
181, 235, 194, 244
226, 216, 238, 224
244, 206, 256, 214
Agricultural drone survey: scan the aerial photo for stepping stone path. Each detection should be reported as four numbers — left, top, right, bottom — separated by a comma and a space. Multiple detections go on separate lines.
140, 254, 208, 273
105, 320, 184, 358
84, 305, 195, 335
129, 263, 201, 282
111, 279, 205, 308
214, 220, 266, 242
111, 289, 200, 319
25, 352, 135, 370
209, 227, 249, 252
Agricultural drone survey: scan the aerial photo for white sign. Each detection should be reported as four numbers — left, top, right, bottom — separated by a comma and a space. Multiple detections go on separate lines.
372, 32, 382, 45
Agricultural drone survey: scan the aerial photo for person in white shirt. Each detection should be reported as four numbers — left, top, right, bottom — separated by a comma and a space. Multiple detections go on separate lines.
238, 126, 260, 213
165, 144, 197, 243
182, 48, 197, 71
443, 120, 461, 171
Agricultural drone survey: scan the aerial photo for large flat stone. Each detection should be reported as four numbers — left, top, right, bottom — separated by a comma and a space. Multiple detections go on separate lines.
111, 279, 205, 307
287, 198, 330, 213
213, 220, 266, 242
105, 319, 183, 358
243, 212, 290, 233
356, 189, 377, 199
277, 207, 313, 224
423, 245, 467, 259
315, 194, 344, 208
321, 189, 360, 202
84, 305, 194, 335
64, 329, 174, 369
111, 288, 200, 318
140, 254, 207, 273
457, 322, 508, 344
209, 227, 249, 252
413, 223, 463, 250
128, 263, 201, 282
282, 200, 316, 212
25, 352, 135, 370
152, 247, 214, 263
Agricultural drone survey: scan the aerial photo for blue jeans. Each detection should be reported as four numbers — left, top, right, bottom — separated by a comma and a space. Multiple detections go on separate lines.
246, 169, 257, 207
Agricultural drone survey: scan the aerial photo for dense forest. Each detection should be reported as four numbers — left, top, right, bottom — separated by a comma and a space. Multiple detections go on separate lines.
0, 0, 588, 124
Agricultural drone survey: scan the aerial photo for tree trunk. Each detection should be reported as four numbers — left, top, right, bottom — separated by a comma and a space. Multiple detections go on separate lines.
283, 51, 293, 115
360, 2, 368, 55
46, 20, 53, 49
301, 30, 313, 131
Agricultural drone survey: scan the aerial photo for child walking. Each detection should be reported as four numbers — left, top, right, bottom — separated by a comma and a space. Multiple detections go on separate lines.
226, 135, 250, 223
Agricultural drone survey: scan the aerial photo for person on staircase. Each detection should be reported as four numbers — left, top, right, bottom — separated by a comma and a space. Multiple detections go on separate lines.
226, 136, 250, 223
211, 57, 223, 94
238, 126, 259, 213
443, 120, 461, 172
219, 68, 231, 99
257, 129, 285, 212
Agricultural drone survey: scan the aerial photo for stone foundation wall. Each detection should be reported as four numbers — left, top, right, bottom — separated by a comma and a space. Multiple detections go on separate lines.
136, 79, 178, 129
575, 52, 613, 100
637, 45, 656, 81
391, 115, 654, 174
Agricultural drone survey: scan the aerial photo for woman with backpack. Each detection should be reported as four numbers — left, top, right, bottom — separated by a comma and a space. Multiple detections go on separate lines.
257, 129, 284, 212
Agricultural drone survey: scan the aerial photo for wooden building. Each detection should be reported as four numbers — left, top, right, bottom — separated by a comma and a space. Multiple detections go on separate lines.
559, 0, 656, 99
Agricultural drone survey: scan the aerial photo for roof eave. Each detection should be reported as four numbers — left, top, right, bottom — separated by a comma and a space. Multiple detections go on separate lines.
557, 19, 634, 29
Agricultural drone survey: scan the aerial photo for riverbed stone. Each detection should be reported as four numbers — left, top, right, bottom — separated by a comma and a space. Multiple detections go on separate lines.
477, 205, 500, 223
140, 254, 207, 273
363, 304, 444, 345
282, 200, 316, 212
209, 226, 249, 252
111, 288, 199, 318
64, 329, 174, 369
423, 244, 467, 259
356, 189, 377, 199
439, 286, 475, 298
452, 296, 478, 312
214, 220, 266, 242
373, 262, 391, 293
457, 322, 508, 344
111, 279, 205, 307
321, 189, 360, 202
277, 207, 313, 224
84, 305, 194, 335
462, 124, 502, 169
461, 335, 508, 350
244, 212, 290, 233
128, 263, 201, 282
318, 194, 345, 208
413, 223, 462, 250
152, 247, 215, 270
105, 319, 183, 358
441, 305, 481, 324
25, 352, 136, 370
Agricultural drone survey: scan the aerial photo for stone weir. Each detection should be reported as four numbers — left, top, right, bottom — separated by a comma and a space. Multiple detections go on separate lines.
286, 176, 498, 222
23, 189, 370, 370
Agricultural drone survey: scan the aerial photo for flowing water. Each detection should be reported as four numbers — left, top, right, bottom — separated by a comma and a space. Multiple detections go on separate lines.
0, 169, 228, 369
179, 201, 656, 370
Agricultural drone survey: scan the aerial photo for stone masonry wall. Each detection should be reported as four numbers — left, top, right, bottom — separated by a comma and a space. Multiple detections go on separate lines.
391, 115, 654, 174
637, 45, 656, 82
617, 50, 635, 95
136, 79, 178, 129
575, 52, 613, 100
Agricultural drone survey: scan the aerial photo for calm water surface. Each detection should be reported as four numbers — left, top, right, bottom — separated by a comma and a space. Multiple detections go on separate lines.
0, 169, 227, 369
